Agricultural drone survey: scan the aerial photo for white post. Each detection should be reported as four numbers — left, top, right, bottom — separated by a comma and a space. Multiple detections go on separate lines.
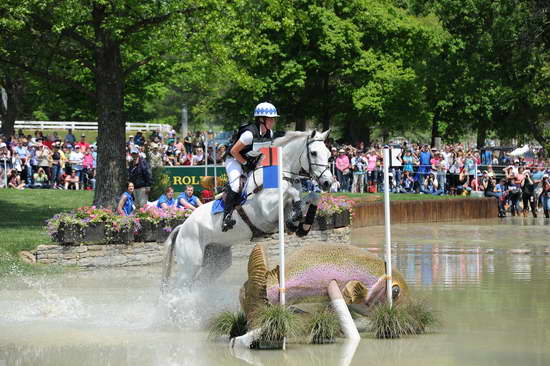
213, 143, 217, 192
278, 146, 286, 350
383, 146, 392, 308
204, 132, 208, 177
474, 161, 478, 191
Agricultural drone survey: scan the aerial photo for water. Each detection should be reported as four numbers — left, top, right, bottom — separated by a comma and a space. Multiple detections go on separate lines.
1, 217, 549, 365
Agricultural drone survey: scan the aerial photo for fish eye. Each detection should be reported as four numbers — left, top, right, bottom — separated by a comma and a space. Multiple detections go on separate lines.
311, 151, 318, 157
392, 285, 400, 300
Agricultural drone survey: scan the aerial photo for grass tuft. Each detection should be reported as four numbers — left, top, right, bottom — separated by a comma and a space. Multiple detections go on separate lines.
305, 307, 341, 344
208, 311, 248, 339
252, 304, 301, 344
401, 298, 440, 334
369, 303, 416, 339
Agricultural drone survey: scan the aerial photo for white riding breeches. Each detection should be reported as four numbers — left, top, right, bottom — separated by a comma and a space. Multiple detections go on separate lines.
225, 157, 244, 193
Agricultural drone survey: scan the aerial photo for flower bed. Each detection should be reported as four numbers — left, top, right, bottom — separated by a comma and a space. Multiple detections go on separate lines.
46, 205, 192, 245
313, 195, 354, 230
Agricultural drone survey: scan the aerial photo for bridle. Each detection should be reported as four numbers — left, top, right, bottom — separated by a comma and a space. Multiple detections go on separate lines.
282, 137, 330, 185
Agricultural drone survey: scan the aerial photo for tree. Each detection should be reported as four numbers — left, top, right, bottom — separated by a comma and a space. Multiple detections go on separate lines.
0, 0, 218, 206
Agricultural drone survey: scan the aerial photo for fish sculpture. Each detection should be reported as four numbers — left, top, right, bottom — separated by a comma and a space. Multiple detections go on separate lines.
240, 243, 409, 321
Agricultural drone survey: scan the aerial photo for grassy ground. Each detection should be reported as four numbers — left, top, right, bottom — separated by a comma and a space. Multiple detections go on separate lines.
0, 189, 93, 275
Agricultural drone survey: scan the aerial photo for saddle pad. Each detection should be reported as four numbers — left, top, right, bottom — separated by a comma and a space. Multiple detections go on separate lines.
211, 191, 248, 215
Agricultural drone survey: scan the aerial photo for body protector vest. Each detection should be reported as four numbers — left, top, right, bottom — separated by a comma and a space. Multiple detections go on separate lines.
227, 123, 273, 161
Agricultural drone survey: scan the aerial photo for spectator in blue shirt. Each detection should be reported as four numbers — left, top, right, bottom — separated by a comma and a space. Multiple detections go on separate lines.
157, 186, 176, 209
64, 129, 76, 145
117, 182, 135, 216
177, 185, 203, 210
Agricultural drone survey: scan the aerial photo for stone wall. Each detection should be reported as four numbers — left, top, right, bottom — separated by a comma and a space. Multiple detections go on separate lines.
32, 227, 351, 268
34, 242, 165, 267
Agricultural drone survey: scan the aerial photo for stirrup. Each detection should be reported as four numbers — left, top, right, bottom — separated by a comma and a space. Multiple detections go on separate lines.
222, 215, 236, 232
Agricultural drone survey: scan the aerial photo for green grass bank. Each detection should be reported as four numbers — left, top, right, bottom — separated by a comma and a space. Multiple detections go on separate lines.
0, 190, 93, 275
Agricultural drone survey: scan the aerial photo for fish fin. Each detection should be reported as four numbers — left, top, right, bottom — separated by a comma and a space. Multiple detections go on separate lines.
244, 245, 269, 322
266, 265, 280, 283
342, 280, 368, 305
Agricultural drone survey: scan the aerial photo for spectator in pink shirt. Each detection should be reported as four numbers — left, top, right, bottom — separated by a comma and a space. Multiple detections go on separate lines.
335, 148, 351, 191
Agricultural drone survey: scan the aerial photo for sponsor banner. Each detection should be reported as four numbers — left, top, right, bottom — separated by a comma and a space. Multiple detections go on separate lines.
161, 166, 227, 193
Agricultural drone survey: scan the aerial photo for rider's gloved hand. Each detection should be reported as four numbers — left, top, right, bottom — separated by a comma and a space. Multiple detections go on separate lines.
243, 155, 261, 173
243, 159, 255, 173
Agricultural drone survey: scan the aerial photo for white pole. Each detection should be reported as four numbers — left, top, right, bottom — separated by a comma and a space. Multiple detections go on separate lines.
204, 133, 208, 178
213, 143, 217, 193
278, 146, 286, 350
474, 161, 478, 191
383, 146, 392, 308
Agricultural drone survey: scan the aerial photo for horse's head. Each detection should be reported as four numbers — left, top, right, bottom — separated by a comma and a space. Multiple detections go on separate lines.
300, 130, 333, 191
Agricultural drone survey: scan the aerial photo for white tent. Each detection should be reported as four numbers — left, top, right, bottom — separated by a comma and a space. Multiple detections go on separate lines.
509, 144, 530, 157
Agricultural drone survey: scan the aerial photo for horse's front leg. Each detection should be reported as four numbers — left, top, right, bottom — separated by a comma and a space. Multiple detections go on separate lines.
287, 185, 304, 222
296, 192, 320, 237
173, 233, 205, 291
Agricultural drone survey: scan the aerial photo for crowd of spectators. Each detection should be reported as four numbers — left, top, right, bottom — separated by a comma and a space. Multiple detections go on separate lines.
324, 140, 550, 218
0, 129, 96, 190
1, 128, 549, 218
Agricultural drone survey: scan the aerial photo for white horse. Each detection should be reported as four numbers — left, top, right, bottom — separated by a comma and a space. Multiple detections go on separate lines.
162, 130, 333, 290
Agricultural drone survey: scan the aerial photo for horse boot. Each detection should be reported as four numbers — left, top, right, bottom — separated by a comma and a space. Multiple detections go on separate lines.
290, 201, 303, 222
222, 190, 240, 232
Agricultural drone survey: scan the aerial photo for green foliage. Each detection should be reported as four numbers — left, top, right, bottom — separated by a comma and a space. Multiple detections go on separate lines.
150, 167, 171, 201
401, 298, 440, 334
369, 303, 416, 339
208, 311, 248, 339
252, 304, 301, 344
369, 298, 440, 338
305, 307, 341, 344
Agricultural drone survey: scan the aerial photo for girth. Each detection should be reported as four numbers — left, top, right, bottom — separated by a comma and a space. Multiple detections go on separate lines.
235, 206, 268, 239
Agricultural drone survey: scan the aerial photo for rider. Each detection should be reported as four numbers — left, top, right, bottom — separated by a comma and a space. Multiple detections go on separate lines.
222, 102, 278, 231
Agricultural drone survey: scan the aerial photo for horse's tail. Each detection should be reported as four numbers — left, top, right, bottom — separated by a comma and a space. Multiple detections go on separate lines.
161, 225, 181, 293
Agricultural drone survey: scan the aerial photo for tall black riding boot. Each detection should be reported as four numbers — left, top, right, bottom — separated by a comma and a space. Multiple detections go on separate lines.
544, 209, 549, 219
222, 190, 240, 232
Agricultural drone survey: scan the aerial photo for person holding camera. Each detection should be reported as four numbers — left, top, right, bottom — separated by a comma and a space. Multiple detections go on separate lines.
521, 170, 537, 217
481, 171, 505, 217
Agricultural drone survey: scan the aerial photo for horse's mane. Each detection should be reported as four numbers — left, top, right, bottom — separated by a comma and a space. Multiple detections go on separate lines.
273, 131, 311, 147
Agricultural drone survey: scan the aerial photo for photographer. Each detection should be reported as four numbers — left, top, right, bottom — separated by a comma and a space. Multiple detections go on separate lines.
521, 170, 537, 217
481, 171, 505, 217
351, 149, 366, 193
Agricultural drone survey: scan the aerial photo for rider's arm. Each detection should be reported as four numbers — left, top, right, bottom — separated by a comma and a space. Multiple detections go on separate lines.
230, 130, 253, 165
230, 141, 248, 164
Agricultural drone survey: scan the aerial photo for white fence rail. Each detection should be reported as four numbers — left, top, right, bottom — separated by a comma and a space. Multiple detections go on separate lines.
0, 121, 172, 133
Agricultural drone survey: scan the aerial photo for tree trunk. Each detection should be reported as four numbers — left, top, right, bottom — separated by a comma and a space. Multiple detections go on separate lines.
92, 36, 127, 207
0, 77, 23, 138
431, 113, 440, 147
477, 124, 487, 149
321, 73, 330, 131
295, 115, 306, 131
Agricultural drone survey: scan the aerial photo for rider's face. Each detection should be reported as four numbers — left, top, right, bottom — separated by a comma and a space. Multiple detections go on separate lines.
264, 117, 276, 130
